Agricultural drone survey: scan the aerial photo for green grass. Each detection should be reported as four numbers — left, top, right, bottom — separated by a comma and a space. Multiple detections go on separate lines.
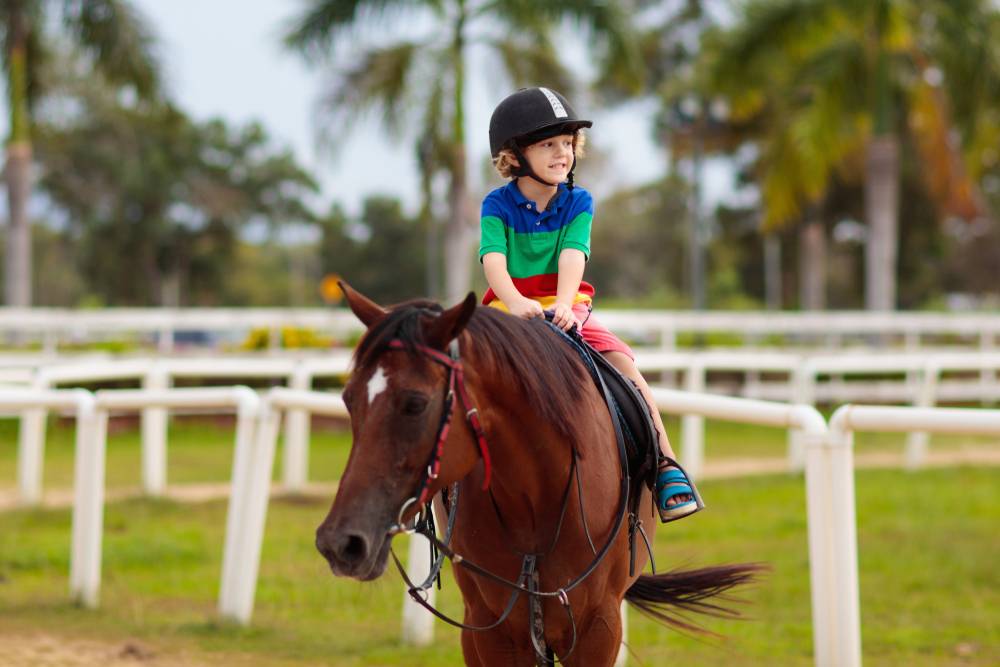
0, 418, 352, 491
0, 421, 998, 665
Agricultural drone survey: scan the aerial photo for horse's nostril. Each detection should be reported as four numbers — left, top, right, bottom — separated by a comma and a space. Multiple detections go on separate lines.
317, 528, 370, 567
339, 533, 369, 563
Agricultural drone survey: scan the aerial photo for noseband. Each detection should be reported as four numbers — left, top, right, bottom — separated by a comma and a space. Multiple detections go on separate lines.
385, 338, 492, 534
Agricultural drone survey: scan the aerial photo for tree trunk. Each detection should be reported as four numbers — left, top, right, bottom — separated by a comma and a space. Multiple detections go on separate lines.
763, 234, 782, 310
864, 136, 900, 311
444, 147, 474, 303
798, 217, 826, 310
5, 6, 32, 306
160, 269, 181, 308
443, 3, 474, 303
418, 139, 440, 300
5, 143, 32, 306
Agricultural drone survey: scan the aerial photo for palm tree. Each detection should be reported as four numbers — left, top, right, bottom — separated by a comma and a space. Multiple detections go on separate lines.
1, 0, 162, 306
283, 0, 640, 301
706, 0, 998, 310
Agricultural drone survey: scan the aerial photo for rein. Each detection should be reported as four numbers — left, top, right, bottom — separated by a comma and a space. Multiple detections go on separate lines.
378, 326, 634, 664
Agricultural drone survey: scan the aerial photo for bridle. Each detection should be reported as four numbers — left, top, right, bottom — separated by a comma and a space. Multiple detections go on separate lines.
369, 324, 640, 664
384, 338, 492, 534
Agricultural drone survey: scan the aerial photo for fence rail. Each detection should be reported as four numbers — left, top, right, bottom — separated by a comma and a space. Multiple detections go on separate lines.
2, 308, 999, 353
6, 350, 1000, 502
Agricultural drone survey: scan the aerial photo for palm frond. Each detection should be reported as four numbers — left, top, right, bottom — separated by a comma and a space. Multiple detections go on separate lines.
484, 0, 643, 93
908, 76, 984, 219
711, 0, 844, 93
60, 0, 162, 99
488, 36, 573, 97
283, 0, 441, 57
317, 40, 429, 143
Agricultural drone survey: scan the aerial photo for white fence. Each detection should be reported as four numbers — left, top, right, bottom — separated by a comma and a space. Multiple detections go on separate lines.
5, 352, 1000, 666
5, 381, 1000, 666
2, 308, 999, 353
7, 349, 1000, 505
11, 356, 350, 503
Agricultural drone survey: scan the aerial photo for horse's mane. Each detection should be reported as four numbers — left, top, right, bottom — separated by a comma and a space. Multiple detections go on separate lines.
354, 300, 594, 450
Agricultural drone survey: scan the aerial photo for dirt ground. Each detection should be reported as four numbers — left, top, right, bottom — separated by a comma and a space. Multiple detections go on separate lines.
0, 632, 204, 667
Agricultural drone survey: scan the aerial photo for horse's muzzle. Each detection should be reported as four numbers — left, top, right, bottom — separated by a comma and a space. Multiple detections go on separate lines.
315, 523, 390, 581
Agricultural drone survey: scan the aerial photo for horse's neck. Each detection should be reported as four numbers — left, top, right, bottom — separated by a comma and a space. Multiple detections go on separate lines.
471, 417, 576, 552
462, 361, 607, 553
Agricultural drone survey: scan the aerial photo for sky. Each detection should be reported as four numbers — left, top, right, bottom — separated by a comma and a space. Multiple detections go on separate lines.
2, 0, 738, 222
134, 0, 743, 216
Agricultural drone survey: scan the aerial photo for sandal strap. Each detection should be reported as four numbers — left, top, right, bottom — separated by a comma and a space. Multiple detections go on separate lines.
657, 469, 689, 485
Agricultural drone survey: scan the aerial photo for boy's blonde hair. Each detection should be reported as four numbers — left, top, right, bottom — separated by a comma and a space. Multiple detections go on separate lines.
492, 130, 587, 180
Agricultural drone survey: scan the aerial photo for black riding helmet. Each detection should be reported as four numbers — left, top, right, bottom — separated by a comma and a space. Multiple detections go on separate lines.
489, 87, 592, 189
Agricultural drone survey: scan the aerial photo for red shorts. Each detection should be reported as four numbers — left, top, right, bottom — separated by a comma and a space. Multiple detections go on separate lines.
572, 303, 634, 360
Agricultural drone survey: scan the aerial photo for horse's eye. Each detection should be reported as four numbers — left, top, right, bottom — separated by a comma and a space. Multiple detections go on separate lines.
402, 394, 429, 416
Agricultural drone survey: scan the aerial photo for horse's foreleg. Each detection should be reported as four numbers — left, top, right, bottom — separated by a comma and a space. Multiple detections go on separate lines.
463, 623, 537, 667
461, 628, 485, 667
558, 602, 623, 667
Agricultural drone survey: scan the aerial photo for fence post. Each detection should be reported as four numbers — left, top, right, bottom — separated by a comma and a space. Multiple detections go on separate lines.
219, 388, 260, 619
71, 405, 109, 608
282, 364, 312, 491
230, 401, 281, 624
788, 361, 815, 472
141, 364, 170, 495
981, 332, 997, 406
401, 532, 435, 645
905, 359, 938, 469
680, 361, 705, 480
659, 324, 677, 387
807, 407, 862, 667
17, 373, 50, 505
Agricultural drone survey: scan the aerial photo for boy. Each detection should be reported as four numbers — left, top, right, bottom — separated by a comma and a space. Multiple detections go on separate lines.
479, 87, 703, 523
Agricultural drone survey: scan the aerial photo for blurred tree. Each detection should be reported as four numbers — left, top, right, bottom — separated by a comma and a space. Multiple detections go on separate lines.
1, 0, 162, 306
599, 1, 758, 308
35, 93, 317, 305
317, 197, 425, 305
586, 175, 689, 303
283, 0, 642, 302
705, 0, 1000, 311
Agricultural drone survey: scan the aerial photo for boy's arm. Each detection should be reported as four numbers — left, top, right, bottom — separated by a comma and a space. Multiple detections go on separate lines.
549, 248, 586, 331
483, 252, 544, 319
555, 249, 586, 308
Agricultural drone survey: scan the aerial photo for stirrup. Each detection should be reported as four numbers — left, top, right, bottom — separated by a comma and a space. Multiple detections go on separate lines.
655, 456, 705, 524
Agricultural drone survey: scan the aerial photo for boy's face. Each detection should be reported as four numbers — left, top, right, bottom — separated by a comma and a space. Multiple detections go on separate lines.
521, 133, 575, 184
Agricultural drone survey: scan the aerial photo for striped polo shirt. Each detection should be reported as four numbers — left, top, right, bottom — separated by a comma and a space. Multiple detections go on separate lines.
479, 181, 595, 307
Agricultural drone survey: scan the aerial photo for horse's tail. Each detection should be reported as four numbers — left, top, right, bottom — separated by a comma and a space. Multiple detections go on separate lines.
624, 563, 768, 634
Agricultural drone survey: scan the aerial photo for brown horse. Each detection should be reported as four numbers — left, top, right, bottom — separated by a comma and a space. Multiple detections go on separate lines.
316, 284, 761, 666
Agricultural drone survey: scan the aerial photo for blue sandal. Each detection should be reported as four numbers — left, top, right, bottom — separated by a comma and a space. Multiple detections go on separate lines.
655, 457, 705, 523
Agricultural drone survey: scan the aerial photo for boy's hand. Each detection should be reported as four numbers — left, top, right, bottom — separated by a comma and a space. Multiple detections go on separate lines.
549, 302, 580, 332
509, 298, 545, 320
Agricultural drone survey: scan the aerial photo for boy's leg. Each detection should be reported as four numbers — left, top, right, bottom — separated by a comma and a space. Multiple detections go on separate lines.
602, 351, 673, 458
602, 351, 697, 508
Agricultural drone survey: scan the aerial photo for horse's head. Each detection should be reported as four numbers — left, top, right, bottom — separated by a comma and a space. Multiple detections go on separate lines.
316, 283, 481, 580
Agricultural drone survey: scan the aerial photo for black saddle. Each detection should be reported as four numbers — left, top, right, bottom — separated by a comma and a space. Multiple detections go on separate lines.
543, 319, 659, 491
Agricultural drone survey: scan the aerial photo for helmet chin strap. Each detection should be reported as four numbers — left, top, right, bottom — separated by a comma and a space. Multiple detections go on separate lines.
512, 149, 577, 191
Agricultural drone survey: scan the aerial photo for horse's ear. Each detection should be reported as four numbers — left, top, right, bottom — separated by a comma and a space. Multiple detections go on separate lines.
424, 292, 477, 350
340, 281, 387, 328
